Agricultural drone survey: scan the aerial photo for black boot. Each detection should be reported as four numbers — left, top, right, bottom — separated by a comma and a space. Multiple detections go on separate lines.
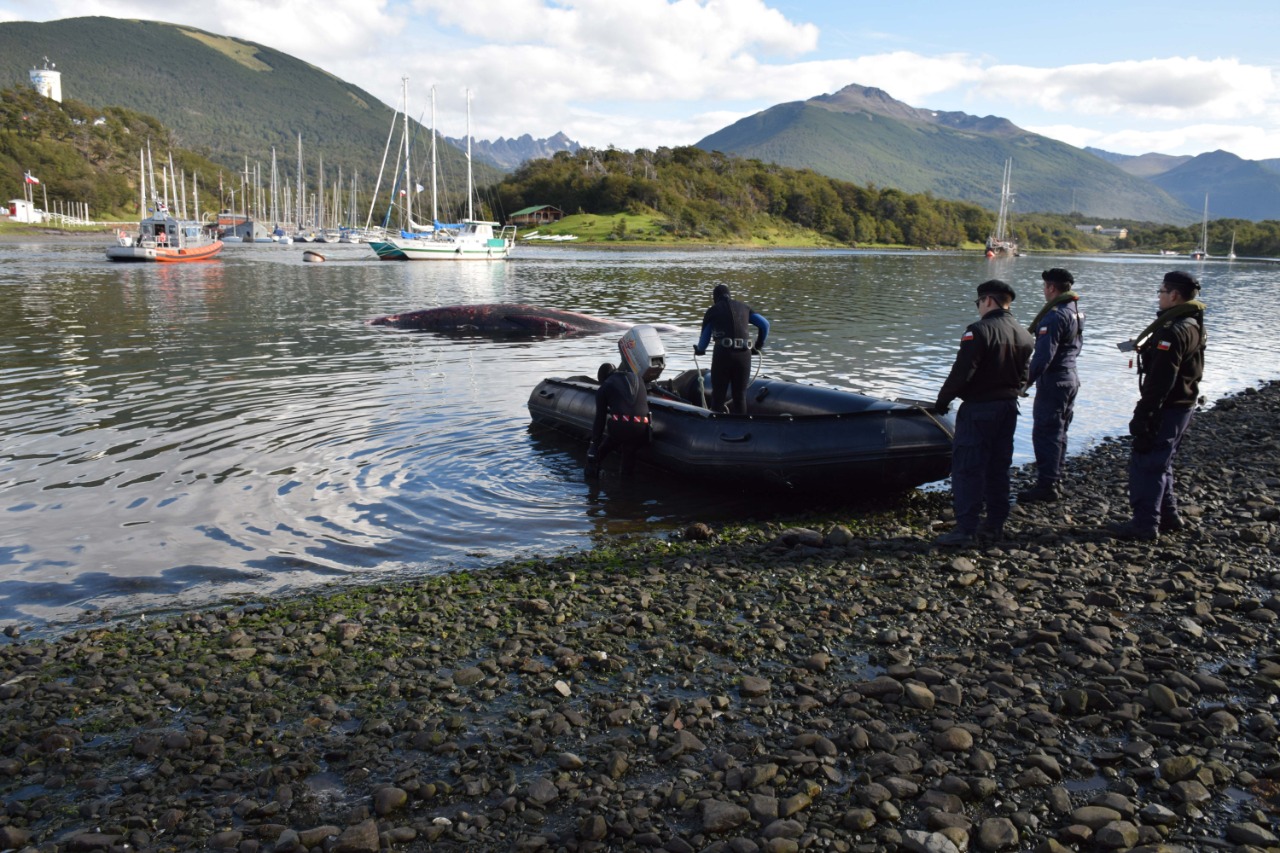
1018, 482, 1060, 503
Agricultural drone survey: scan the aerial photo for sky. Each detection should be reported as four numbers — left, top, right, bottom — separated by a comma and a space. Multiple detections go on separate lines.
4, 0, 1280, 160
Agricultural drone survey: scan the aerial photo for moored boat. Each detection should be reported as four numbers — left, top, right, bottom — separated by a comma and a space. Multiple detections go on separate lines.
985, 158, 1018, 258
106, 211, 223, 262
528, 369, 955, 492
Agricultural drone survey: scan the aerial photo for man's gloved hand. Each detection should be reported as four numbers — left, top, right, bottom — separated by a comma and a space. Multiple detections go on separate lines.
586, 442, 599, 464
693, 346, 706, 356
934, 401, 950, 415
751, 346, 762, 355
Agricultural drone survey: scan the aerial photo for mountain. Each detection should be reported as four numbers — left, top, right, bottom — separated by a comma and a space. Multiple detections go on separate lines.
450, 132, 581, 172
696, 84, 1195, 223
1086, 148, 1193, 179
1145, 150, 1280, 221
0, 17, 502, 196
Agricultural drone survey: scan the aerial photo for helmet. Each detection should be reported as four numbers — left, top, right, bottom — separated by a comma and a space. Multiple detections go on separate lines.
618, 324, 666, 382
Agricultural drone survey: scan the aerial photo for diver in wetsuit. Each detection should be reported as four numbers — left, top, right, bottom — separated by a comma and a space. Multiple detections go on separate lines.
587, 325, 666, 477
694, 284, 769, 414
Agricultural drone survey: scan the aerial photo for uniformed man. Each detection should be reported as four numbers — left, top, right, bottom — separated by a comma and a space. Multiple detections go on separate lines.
694, 284, 769, 414
1019, 268, 1083, 503
1109, 271, 1206, 540
587, 325, 665, 478
934, 280, 1034, 547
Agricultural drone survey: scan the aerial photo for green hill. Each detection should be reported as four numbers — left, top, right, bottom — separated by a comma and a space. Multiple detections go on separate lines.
697, 84, 1196, 224
0, 17, 502, 218
1148, 150, 1280, 221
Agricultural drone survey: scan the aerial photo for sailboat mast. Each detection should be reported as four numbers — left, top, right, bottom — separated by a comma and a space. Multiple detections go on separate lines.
402, 77, 412, 230
466, 89, 474, 222
296, 134, 303, 231
431, 86, 438, 224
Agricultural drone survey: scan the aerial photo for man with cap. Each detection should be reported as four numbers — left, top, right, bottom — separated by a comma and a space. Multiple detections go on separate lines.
1109, 271, 1206, 540
934, 279, 1034, 547
1019, 268, 1084, 503
694, 284, 769, 414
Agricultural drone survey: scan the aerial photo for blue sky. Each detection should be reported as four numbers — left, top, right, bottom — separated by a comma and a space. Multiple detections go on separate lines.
4, 0, 1279, 159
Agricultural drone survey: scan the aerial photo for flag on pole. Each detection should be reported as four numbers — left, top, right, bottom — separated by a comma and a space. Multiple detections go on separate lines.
24, 172, 40, 185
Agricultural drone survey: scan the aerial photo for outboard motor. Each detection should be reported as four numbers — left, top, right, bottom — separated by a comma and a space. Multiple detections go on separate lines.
618, 324, 666, 383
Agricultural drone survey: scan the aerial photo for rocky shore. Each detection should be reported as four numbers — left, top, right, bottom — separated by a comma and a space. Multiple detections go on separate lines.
2, 383, 1279, 853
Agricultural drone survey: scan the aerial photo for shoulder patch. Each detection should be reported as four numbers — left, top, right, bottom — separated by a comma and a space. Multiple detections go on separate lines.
1157, 339, 1172, 351
1038, 327, 1049, 335
961, 330, 975, 342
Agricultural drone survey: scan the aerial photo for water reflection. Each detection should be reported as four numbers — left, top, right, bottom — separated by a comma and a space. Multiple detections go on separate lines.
1, 242, 1276, 627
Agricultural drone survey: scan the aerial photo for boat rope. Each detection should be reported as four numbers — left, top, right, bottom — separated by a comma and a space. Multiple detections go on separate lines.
914, 405, 955, 441
692, 352, 708, 408
752, 349, 763, 383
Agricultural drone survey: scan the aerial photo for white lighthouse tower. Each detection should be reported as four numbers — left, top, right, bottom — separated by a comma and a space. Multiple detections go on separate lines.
29, 57, 62, 103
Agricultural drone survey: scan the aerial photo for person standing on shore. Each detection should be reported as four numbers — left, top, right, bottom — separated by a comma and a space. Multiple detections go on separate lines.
1019, 268, 1084, 503
1109, 271, 1206, 540
694, 284, 769, 414
934, 280, 1034, 547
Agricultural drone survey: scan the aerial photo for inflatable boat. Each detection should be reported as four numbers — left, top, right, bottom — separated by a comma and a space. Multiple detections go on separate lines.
528, 369, 955, 492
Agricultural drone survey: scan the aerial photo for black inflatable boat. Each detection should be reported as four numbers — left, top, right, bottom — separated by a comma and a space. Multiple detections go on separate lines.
527, 369, 955, 492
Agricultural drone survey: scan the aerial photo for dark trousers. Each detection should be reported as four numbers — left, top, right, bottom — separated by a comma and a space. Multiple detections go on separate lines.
711, 349, 752, 414
951, 398, 1020, 533
1128, 407, 1194, 533
1031, 376, 1078, 485
596, 422, 649, 474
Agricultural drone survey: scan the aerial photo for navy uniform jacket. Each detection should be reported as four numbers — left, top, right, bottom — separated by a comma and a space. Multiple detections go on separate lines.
936, 308, 1034, 410
1136, 312, 1204, 416
1027, 300, 1083, 385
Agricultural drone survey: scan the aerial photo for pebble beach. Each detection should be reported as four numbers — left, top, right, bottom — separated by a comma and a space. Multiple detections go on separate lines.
1, 382, 1278, 853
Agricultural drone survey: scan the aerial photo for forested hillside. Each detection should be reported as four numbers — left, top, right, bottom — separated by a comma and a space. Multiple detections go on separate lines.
0, 85, 224, 216
497, 146, 1132, 251
0, 17, 500, 203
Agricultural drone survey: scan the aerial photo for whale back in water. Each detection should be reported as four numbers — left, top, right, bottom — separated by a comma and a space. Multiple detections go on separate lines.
370, 303, 656, 336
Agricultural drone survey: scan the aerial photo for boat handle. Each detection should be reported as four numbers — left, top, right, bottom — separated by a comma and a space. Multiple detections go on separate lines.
537, 390, 555, 399
719, 432, 752, 443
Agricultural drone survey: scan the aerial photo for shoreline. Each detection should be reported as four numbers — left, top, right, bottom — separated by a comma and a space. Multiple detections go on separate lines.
1, 383, 1277, 851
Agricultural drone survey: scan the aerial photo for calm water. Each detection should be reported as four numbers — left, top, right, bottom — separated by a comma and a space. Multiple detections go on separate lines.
2, 241, 1275, 628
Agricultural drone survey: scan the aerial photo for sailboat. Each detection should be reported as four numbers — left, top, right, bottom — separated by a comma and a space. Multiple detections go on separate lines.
1189, 194, 1208, 260
984, 158, 1018, 258
368, 84, 516, 261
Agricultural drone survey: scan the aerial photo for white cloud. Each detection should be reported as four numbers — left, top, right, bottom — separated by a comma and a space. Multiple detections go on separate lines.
977, 57, 1277, 121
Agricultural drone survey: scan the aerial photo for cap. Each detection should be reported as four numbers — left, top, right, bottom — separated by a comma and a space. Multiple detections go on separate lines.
976, 279, 1016, 301
1041, 268, 1074, 286
1162, 270, 1201, 297
712, 284, 730, 300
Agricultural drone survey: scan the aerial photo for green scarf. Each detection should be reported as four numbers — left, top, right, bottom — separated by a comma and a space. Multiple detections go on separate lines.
1135, 299, 1207, 349
1027, 290, 1080, 334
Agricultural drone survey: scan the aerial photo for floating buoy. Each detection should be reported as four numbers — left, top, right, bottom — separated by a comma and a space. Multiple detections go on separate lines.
302, 250, 326, 263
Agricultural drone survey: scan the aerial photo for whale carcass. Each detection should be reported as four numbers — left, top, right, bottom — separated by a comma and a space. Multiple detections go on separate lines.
370, 303, 666, 336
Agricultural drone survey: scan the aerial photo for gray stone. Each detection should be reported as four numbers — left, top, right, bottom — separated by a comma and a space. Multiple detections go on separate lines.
702, 799, 751, 833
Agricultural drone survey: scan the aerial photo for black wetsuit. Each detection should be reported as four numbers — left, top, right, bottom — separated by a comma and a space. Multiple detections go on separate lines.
589, 369, 651, 474
697, 297, 769, 414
